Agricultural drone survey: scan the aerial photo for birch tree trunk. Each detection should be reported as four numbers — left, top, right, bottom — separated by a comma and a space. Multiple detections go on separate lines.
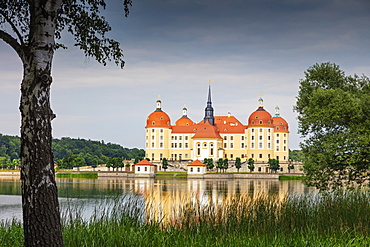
20, 1, 63, 246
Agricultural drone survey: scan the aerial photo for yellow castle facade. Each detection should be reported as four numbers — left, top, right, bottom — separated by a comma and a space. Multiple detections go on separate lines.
145, 86, 289, 164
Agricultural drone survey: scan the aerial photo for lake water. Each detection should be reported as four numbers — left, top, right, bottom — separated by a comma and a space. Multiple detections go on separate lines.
0, 176, 317, 223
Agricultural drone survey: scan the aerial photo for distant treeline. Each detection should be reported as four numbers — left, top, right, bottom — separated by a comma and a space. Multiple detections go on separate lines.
0, 134, 144, 168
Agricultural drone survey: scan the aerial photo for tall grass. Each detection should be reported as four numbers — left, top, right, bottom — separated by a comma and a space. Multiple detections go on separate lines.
1, 190, 370, 246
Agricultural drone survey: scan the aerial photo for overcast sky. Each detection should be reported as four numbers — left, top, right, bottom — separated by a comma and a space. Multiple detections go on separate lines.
1, 0, 370, 150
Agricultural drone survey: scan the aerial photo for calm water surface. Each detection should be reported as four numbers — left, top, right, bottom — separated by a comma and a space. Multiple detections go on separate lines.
0, 176, 316, 222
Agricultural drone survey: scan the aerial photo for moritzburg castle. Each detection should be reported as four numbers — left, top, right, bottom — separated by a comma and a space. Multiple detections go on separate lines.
145, 86, 289, 169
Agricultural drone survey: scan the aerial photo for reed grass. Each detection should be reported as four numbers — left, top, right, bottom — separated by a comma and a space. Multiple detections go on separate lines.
1, 190, 370, 246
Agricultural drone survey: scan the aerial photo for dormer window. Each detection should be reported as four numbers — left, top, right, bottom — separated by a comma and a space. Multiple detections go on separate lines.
152, 121, 155, 125
259, 120, 263, 124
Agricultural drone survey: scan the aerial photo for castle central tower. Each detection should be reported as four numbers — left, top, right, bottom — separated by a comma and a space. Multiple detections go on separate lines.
203, 85, 215, 125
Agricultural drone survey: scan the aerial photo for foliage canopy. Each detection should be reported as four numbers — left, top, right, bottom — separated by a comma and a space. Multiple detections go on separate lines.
295, 62, 370, 190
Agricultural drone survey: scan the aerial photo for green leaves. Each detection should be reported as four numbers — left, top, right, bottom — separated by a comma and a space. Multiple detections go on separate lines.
295, 62, 370, 190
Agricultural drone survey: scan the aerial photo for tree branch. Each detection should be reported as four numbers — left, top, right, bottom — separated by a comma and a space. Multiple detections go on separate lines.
0, 30, 24, 60
0, 9, 25, 47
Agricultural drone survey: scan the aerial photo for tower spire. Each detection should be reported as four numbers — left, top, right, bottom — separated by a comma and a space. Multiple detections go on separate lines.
274, 102, 281, 117
204, 83, 215, 125
155, 95, 162, 112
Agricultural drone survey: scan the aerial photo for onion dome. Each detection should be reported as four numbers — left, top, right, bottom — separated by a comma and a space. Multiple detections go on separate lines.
248, 96, 274, 127
175, 106, 194, 126
146, 99, 171, 128
272, 104, 289, 132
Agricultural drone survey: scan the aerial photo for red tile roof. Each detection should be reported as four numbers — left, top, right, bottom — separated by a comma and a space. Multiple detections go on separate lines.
188, 160, 207, 167
192, 121, 222, 139
135, 159, 155, 166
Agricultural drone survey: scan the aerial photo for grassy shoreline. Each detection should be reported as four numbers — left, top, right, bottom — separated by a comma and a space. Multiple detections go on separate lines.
1, 190, 370, 246
56, 172, 98, 179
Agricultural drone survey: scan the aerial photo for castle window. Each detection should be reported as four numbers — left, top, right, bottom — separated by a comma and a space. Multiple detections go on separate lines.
284, 127, 286, 130
185, 136, 188, 140
277, 134, 280, 137
252, 121, 255, 124
284, 146, 286, 151
160, 143, 163, 148
284, 134, 286, 137
268, 129, 271, 133
152, 142, 154, 148
268, 136, 271, 140
185, 143, 188, 148
255, 116, 258, 119
174, 136, 177, 140
224, 143, 227, 148
259, 120, 263, 124
230, 154, 233, 159
190, 168, 193, 172
252, 154, 254, 158
179, 143, 182, 148
252, 136, 254, 140
268, 121, 271, 124
230, 143, 234, 148
276, 127, 280, 130
259, 154, 262, 159
230, 136, 233, 141
145, 167, 147, 172
198, 167, 200, 172
276, 147, 280, 151
280, 123, 282, 125
160, 129, 163, 133
241, 154, 244, 158
152, 129, 155, 133
171, 143, 174, 148
160, 136, 163, 140
152, 121, 155, 125
241, 136, 244, 141
137, 167, 140, 172
160, 117, 163, 120
252, 143, 255, 148
241, 143, 245, 148
203, 143, 207, 148
179, 136, 182, 140
259, 143, 262, 148
268, 154, 271, 158
224, 129, 228, 132
224, 136, 227, 140
277, 140, 279, 144
260, 129, 262, 132
185, 154, 188, 158
268, 143, 271, 148
259, 136, 262, 140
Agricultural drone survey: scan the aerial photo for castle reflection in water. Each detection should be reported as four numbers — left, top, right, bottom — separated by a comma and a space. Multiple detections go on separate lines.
53, 177, 317, 224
